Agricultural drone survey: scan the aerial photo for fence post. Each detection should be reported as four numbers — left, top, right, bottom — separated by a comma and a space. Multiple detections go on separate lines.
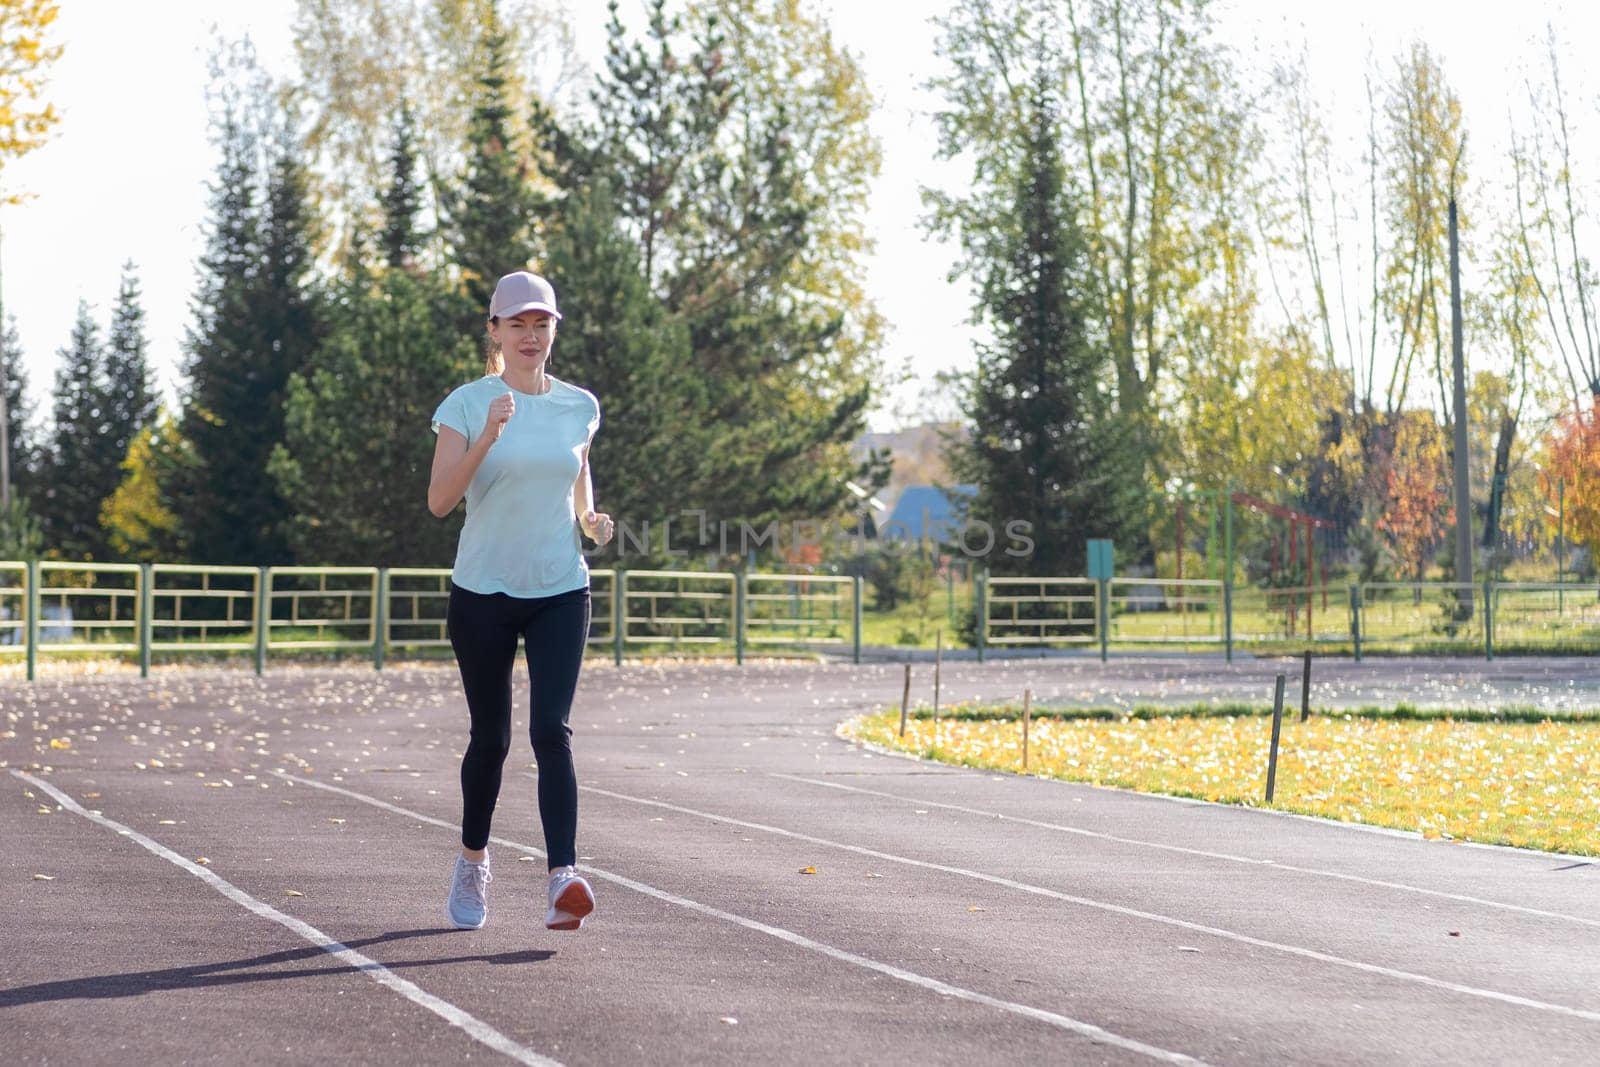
1349, 584, 1362, 663
898, 662, 912, 737
1022, 687, 1031, 771
1265, 674, 1286, 803
852, 576, 863, 665
975, 568, 987, 664
25, 558, 38, 682
1483, 577, 1494, 661
1223, 576, 1234, 664
613, 570, 626, 666
1299, 650, 1312, 722
254, 567, 270, 676
373, 568, 389, 671
139, 563, 152, 679
1098, 578, 1110, 663
734, 569, 746, 666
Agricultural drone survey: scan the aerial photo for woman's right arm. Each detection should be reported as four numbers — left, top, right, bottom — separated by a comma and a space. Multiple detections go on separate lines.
428, 393, 515, 518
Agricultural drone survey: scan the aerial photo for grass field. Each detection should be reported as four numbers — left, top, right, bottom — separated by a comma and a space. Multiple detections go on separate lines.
846, 703, 1600, 857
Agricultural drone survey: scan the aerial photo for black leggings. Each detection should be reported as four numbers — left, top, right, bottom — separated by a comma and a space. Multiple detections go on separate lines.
447, 583, 590, 867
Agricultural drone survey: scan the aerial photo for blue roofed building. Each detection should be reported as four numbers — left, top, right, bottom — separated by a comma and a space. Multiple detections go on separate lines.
880, 484, 977, 545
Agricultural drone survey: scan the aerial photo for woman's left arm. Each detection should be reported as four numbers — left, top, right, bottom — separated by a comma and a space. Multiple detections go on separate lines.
575, 446, 614, 547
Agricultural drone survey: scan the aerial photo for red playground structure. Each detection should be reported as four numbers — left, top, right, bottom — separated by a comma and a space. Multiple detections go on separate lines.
1175, 491, 1335, 638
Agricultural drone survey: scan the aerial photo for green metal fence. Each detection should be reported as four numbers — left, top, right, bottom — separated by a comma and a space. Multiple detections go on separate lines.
0, 562, 25, 657
5, 557, 1595, 677
35, 562, 142, 656
1107, 578, 1226, 646
745, 573, 855, 652
149, 564, 261, 654
1230, 583, 1350, 646
382, 568, 452, 657
984, 577, 1098, 647
1355, 582, 1488, 656
979, 572, 1600, 661
264, 566, 380, 653
1491, 582, 1600, 653
617, 569, 737, 651
589, 569, 617, 647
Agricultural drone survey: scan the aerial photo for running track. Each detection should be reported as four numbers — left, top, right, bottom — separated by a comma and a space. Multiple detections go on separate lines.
3, 656, 1598, 1065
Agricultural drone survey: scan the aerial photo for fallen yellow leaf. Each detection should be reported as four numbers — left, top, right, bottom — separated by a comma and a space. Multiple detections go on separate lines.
327, 818, 346, 825
33, 874, 54, 881
285, 889, 304, 897
967, 905, 986, 912
48, 738, 71, 750
194, 858, 211, 866
798, 866, 817, 875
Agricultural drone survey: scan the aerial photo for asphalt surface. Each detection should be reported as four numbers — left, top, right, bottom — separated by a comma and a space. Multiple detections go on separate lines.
3, 655, 1599, 1065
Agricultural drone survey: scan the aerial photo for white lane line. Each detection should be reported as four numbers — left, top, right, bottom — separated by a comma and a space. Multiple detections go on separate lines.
277, 772, 1212, 1066
773, 773, 1600, 931
574, 779, 1600, 1025
12, 770, 559, 1067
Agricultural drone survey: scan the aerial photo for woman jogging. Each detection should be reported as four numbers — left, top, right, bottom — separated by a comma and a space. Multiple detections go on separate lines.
427, 270, 614, 932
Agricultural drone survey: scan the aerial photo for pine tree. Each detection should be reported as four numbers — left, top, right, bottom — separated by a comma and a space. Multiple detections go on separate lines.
0, 314, 42, 557
270, 266, 475, 566
540, 180, 695, 547
41, 302, 110, 558
535, 0, 884, 539
443, 9, 540, 334
1, 314, 36, 501
177, 101, 321, 564
270, 113, 475, 567
947, 71, 1142, 577
173, 99, 259, 562
379, 101, 424, 270
99, 263, 158, 503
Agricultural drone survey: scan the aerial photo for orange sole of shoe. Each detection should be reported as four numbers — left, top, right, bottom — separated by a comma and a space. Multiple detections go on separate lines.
547, 882, 594, 930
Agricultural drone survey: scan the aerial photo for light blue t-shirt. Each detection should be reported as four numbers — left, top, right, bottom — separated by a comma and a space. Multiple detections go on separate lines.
431, 374, 601, 598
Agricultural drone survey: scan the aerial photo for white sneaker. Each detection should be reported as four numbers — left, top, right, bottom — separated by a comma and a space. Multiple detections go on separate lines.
446, 855, 491, 929
545, 866, 594, 931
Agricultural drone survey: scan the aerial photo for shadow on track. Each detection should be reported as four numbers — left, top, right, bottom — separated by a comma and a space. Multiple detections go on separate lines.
1, 928, 554, 1008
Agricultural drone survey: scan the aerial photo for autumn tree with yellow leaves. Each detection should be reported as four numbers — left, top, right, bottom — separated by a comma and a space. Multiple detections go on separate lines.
0, 0, 61, 195
0, 0, 63, 551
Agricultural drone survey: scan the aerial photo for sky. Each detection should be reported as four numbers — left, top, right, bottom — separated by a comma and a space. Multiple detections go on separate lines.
2, 0, 1593, 436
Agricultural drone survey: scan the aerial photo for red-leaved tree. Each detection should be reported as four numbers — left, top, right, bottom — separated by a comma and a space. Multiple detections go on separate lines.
1377, 413, 1454, 586
1539, 397, 1600, 566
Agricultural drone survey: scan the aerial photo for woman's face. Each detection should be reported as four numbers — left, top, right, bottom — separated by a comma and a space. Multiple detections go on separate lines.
491, 311, 557, 371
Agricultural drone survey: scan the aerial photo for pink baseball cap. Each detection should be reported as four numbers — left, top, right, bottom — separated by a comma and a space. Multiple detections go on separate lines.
489, 271, 562, 320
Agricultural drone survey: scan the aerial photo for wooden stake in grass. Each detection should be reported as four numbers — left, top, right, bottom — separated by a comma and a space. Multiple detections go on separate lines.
1022, 688, 1031, 771
899, 662, 912, 738
1300, 650, 1313, 723
1266, 674, 1286, 803
933, 630, 943, 748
